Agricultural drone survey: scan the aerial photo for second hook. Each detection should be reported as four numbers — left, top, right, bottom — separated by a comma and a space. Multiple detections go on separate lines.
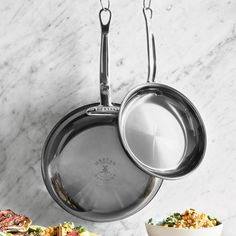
100, 0, 110, 10
143, 0, 151, 9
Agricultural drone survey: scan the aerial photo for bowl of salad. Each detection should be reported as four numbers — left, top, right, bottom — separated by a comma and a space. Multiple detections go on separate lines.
145, 209, 223, 236
27, 222, 100, 236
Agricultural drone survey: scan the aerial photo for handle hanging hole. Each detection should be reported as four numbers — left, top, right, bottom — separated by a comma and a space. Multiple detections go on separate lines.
99, 8, 112, 28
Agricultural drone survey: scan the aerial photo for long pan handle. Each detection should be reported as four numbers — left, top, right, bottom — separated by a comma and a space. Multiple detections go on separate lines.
143, 6, 157, 83
99, 8, 112, 106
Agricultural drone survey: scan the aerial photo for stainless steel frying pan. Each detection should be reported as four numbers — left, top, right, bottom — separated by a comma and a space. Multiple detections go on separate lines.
41, 7, 162, 222
118, 2, 207, 180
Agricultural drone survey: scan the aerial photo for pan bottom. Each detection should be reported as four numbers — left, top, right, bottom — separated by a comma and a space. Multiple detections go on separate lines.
121, 93, 186, 170
118, 84, 206, 179
42, 107, 162, 221
51, 125, 152, 213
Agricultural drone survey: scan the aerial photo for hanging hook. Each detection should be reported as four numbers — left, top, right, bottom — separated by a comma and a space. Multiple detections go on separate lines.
100, 0, 110, 10
143, 0, 151, 9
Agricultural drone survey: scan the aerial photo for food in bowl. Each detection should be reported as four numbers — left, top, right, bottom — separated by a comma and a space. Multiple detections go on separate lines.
146, 209, 223, 236
27, 222, 100, 236
147, 209, 220, 229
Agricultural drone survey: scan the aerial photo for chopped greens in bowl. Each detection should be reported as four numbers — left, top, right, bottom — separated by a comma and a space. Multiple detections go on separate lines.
147, 209, 221, 229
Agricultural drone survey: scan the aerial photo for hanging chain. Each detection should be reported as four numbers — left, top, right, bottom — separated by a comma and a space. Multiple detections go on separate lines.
143, 0, 151, 10
100, 0, 110, 11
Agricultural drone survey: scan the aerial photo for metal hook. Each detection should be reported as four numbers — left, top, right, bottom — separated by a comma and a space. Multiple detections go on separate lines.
143, 0, 151, 9
100, 0, 110, 10
144, 7, 153, 20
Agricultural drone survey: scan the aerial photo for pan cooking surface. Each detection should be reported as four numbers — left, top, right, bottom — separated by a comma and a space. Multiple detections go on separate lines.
119, 85, 206, 178
42, 107, 162, 221
121, 93, 186, 170
51, 125, 151, 212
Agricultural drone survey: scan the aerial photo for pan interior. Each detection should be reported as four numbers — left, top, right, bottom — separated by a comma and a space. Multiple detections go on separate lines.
42, 107, 161, 221
119, 86, 205, 177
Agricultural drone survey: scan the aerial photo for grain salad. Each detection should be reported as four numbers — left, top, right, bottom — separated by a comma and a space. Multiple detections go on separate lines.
147, 209, 220, 229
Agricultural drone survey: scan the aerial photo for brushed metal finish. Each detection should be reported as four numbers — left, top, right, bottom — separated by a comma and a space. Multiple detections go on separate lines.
42, 104, 163, 222
118, 84, 206, 179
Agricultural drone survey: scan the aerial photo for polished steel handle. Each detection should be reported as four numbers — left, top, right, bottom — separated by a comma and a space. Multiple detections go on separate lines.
99, 8, 112, 106
143, 6, 157, 83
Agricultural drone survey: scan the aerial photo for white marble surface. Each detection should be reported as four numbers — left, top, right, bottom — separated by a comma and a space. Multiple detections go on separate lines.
0, 0, 236, 235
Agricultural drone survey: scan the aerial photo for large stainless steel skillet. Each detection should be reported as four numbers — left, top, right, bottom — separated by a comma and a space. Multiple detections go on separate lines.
41, 5, 162, 222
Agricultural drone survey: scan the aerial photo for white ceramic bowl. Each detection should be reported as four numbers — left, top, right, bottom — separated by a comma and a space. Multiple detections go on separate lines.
145, 223, 223, 236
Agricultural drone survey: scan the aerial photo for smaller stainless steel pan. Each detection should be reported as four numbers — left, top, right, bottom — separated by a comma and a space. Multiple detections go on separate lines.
118, 1, 207, 180
41, 6, 162, 222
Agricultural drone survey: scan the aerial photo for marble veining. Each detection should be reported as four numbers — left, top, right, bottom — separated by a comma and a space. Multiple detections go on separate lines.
0, 0, 236, 235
